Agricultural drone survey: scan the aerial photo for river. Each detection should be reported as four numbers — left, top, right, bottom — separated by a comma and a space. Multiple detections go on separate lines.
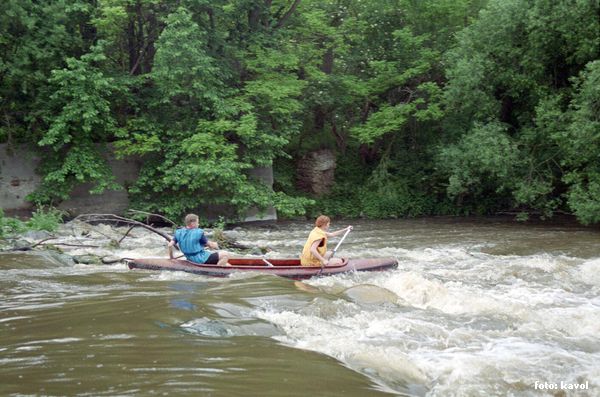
1, 218, 599, 396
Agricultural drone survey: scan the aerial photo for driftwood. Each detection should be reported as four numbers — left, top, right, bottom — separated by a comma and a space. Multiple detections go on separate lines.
7, 212, 264, 261
9, 239, 100, 251
31, 237, 57, 249
49, 243, 101, 248
118, 225, 136, 244
72, 213, 173, 241
126, 209, 178, 226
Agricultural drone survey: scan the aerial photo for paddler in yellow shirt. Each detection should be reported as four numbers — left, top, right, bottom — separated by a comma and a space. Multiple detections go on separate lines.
300, 215, 352, 267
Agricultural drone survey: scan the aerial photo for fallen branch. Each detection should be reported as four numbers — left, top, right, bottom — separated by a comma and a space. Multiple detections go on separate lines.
127, 210, 178, 226
45, 243, 101, 248
70, 220, 113, 239
118, 225, 136, 244
8, 241, 101, 251
31, 237, 57, 249
73, 213, 172, 241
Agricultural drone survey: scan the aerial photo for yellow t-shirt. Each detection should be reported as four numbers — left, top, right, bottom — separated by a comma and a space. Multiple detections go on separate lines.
300, 227, 328, 266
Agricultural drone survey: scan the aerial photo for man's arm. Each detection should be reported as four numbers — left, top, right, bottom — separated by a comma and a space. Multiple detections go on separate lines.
168, 239, 178, 259
199, 232, 219, 250
310, 239, 328, 266
326, 225, 352, 238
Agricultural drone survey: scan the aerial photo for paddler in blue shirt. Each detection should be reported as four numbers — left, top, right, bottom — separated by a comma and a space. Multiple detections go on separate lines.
168, 213, 230, 266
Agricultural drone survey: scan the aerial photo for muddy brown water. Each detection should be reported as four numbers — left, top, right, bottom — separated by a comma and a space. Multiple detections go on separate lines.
1, 218, 599, 396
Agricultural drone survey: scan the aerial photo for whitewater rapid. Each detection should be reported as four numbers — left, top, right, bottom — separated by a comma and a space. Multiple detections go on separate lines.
1, 218, 599, 396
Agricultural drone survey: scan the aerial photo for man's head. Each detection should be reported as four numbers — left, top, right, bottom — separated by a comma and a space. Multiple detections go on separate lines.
184, 213, 199, 227
315, 215, 331, 229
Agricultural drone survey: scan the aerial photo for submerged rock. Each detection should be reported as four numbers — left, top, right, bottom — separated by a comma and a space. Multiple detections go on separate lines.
181, 317, 280, 338
73, 254, 102, 265
9, 239, 32, 251
39, 250, 76, 266
182, 318, 234, 337
343, 284, 399, 306
101, 255, 122, 264
22, 230, 53, 241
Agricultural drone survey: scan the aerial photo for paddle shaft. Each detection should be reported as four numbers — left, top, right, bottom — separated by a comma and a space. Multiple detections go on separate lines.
318, 227, 351, 275
330, 228, 351, 259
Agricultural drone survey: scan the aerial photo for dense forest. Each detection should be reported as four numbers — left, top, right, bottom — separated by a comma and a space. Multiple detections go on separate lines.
1, 0, 599, 223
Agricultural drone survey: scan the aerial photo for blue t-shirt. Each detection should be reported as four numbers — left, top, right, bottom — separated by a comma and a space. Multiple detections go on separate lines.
173, 227, 210, 264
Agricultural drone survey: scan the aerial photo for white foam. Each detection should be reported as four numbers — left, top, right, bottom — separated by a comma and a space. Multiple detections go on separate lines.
255, 307, 429, 390
576, 258, 600, 286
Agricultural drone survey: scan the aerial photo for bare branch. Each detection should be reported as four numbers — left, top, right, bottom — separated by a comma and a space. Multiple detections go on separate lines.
31, 237, 57, 249
118, 225, 137, 244
47, 243, 101, 248
126, 210, 178, 226
72, 213, 173, 241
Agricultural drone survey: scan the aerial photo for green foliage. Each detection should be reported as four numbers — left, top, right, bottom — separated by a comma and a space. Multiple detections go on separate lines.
2, 0, 599, 224
439, 122, 519, 198
30, 44, 122, 203
440, 0, 599, 220
558, 61, 600, 224
26, 206, 65, 232
152, 7, 226, 114
0, 207, 64, 237
0, 209, 26, 238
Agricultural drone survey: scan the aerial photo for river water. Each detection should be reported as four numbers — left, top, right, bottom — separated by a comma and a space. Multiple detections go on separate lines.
1, 218, 599, 396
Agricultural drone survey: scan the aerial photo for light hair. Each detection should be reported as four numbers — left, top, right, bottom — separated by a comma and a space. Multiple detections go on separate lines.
315, 215, 330, 228
184, 213, 199, 226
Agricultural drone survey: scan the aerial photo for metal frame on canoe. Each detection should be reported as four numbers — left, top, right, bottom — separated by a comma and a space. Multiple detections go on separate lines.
126, 257, 398, 279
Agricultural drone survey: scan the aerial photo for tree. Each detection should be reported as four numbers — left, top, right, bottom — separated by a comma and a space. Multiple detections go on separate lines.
440, 0, 600, 219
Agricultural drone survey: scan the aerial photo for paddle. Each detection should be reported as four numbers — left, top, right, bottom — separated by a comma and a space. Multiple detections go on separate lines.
330, 226, 352, 260
262, 258, 274, 267
318, 226, 352, 276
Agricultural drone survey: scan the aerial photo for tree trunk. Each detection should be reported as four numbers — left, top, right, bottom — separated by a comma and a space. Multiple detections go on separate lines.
321, 47, 334, 74
127, 14, 137, 73
143, 7, 159, 73
263, 0, 273, 27
248, 5, 261, 31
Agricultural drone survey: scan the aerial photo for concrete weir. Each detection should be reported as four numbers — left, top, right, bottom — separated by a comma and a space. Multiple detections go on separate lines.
0, 144, 276, 222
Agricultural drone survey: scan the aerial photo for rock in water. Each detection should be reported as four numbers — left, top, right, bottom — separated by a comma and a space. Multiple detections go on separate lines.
39, 250, 75, 266
102, 256, 122, 264
343, 284, 399, 306
181, 318, 233, 337
10, 239, 32, 251
22, 230, 53, 241
73, 254, 102, 265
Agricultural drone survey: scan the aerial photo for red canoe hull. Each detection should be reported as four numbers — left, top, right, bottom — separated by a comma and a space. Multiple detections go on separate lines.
126, 257, 397, 280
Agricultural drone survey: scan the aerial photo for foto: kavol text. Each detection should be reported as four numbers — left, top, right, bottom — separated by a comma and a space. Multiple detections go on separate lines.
534, 381, 589, 390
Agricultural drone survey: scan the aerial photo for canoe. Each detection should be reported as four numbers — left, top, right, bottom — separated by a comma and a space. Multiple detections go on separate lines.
126, 257, 397, 280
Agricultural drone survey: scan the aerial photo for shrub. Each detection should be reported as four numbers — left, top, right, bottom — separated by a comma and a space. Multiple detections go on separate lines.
25, 206, 65, 232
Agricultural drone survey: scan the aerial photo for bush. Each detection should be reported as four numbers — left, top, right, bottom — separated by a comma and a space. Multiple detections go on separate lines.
25, 207, 65, 233
1, 207, 65, 238
0, 209, 27, 238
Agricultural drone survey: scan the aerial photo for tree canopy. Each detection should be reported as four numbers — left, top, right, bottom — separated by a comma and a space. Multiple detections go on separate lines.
1, 0, 598, 223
